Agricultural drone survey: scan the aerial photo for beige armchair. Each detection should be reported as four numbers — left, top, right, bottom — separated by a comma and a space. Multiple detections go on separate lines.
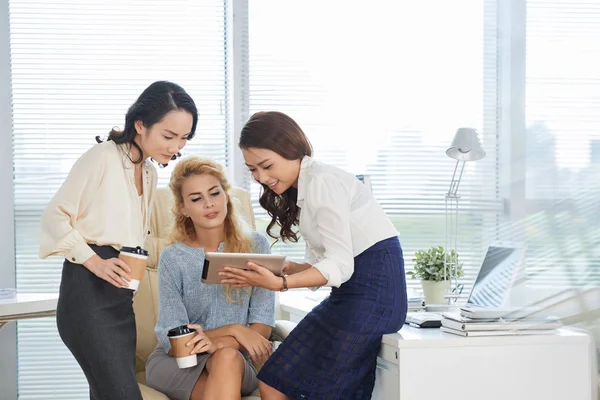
133, 187, 296, 400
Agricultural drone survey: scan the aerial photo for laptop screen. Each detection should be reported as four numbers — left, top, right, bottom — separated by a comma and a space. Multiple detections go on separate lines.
466, 245, 526, 308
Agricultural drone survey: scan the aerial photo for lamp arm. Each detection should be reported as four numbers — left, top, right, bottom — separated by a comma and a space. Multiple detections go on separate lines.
447, 159, 466, 197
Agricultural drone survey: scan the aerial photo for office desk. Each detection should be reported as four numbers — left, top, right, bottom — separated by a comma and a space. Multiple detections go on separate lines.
279, 290, 598, 400
0, 293, 58, 330
375, 325, 597, 400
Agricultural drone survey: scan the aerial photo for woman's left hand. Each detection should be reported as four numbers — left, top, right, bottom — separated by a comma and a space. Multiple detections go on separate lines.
219, 262, 283, 291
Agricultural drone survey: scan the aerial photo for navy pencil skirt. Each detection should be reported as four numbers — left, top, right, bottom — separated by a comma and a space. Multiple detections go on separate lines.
257, 236, 408, 399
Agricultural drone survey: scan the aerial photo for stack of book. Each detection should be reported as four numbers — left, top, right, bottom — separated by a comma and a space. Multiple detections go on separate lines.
407, 288, 425, 312
440, 312, 562, 337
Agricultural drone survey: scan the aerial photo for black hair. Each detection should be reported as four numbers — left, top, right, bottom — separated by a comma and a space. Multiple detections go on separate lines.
96, 80, 198, 164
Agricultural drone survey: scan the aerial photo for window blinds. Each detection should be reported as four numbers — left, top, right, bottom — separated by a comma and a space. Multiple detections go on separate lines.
246, 0, 501, 291
9, 0, 228, 397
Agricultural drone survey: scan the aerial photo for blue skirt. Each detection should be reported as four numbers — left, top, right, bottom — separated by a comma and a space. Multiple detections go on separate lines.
258, 236, 407, 399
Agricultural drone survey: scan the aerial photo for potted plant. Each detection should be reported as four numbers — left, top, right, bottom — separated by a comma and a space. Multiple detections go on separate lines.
408, 246, 464, 305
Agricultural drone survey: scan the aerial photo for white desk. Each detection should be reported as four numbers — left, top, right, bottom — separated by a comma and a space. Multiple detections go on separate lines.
279, 290, 599, 400
0, 293, 59, 330
375, 325, 597, 400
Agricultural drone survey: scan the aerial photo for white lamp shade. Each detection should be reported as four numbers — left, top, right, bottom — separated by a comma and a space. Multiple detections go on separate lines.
446, 128, 486, 161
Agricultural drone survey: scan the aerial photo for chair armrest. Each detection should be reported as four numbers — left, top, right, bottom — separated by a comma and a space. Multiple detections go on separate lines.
270, 319, 297, 342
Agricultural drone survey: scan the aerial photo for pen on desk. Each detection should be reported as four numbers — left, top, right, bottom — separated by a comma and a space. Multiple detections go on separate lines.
409, 323, 421, 328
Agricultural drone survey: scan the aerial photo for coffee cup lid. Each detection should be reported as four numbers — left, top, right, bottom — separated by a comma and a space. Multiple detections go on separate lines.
120, 246, 149, 257
167, 325, 195, 337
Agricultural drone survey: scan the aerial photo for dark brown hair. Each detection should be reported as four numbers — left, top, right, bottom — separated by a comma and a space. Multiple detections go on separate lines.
238, 111, 313, 242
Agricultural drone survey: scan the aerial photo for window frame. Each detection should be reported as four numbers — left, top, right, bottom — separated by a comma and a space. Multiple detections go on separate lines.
0, 0, 17, 397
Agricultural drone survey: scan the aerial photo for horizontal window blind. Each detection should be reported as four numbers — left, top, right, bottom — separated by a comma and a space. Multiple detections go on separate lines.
9, 0, 227, 398
520, 0, 600, 291
246, 0, 501, 293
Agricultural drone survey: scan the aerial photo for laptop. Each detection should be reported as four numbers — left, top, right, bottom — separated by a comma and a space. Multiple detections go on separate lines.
459, 242, 527, 318
405, 242, 526, 327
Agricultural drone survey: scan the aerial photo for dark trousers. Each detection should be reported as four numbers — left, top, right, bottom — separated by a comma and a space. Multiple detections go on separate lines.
56, 245, 142, 400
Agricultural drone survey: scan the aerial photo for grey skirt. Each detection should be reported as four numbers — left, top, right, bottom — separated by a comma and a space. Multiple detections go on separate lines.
145, 346, 259, 400
57, 245, 142, 400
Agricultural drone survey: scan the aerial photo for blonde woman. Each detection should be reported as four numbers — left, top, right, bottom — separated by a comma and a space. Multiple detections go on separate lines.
146, 156, 275, 400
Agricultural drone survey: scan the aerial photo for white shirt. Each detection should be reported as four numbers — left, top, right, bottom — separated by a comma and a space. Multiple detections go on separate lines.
39, 141, 158, 264
297, 156, 398, 287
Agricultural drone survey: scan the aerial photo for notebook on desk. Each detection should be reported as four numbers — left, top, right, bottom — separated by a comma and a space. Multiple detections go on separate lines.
405, 312, 444, 328
441, 312, 562, 331
439, 326, 558, 337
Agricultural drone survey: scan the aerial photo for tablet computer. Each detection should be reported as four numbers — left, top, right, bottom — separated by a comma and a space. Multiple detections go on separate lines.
202, 252, 286, 284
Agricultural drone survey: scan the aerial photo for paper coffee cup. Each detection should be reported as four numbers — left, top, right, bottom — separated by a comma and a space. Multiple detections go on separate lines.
119, 246, 149, 291
168, 325, 198, 369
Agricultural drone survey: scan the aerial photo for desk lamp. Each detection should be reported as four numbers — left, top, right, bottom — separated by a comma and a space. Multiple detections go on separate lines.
445, 127, 486, 302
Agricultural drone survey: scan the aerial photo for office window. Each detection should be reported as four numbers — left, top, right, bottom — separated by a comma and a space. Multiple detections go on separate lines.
246, 0, 501, 291
9, 0, 227, 397
516, 0, 600, 291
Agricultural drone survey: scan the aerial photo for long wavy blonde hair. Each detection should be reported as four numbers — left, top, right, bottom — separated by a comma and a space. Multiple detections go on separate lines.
169, 156, 253, 302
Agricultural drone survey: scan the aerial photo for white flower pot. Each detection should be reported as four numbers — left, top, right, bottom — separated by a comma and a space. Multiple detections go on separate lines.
421, 280, 447, 305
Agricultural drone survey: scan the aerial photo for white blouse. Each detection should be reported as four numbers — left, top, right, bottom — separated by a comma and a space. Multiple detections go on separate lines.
39, 140, 158, 264
297, 156, 399, 287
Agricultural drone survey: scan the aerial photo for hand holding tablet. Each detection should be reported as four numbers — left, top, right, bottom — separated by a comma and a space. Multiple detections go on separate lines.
202, 252, 286, 284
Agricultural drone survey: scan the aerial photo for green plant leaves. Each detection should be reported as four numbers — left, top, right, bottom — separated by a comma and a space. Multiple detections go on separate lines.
408, 245, 464, 282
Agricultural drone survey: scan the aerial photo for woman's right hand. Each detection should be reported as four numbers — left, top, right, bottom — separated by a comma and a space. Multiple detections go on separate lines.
186, 324, 217, 355
234, 326, 272, 366
283, 261, 312, 275
83, 255, 131, 288
282, 261, 297, 275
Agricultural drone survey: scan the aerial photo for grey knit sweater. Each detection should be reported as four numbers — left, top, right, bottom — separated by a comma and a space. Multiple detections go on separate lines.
154, 231, 275, 352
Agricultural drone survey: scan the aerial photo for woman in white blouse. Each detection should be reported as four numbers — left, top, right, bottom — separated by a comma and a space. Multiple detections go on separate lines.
220, 111, 408, 400
39, 81, 198, 400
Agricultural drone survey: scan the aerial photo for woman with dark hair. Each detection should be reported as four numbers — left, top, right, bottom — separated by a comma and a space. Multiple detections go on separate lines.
39, 80, 198, 400
220, 111, 408, 400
